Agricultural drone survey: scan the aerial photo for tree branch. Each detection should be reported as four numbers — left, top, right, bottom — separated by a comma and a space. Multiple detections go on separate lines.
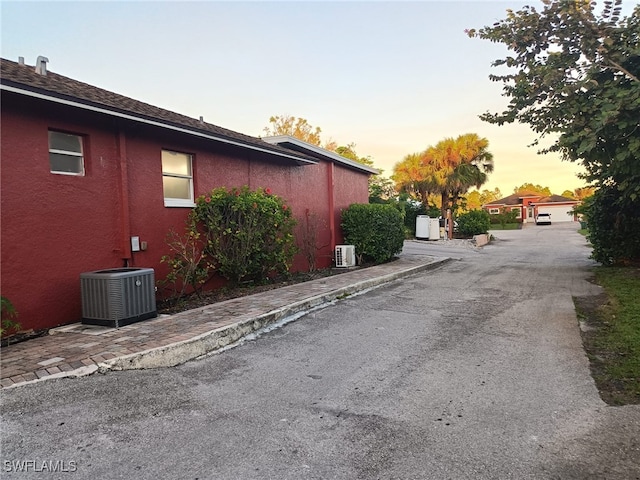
603, 58, 640, 83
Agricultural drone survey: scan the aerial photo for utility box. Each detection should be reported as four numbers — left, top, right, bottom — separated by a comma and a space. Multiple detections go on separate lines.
416, 215, 430, 239
429, 218, 440, 240
81, 267, 157, 328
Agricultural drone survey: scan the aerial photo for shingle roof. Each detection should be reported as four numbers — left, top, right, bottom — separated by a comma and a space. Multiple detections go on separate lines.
543, 194, 578, 203
485, 193, 523, 206
485, 192, 578, 206
0, 58, 317, 165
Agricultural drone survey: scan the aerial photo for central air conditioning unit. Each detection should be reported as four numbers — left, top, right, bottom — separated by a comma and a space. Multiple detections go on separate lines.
335, 245, 356, 268
80, 267, 157, 328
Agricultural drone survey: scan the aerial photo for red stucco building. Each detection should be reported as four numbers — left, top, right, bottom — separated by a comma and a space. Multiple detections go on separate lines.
1, 57, 375, 333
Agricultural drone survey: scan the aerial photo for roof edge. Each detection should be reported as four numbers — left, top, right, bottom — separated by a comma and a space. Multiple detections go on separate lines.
1, 82, 318, 166
262, 135, 379, 174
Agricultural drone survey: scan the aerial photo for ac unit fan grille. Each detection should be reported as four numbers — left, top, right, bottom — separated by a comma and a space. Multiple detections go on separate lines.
81, 268, 157, 328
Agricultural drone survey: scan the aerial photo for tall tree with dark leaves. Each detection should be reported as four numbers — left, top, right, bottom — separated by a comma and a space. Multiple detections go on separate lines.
469, 0, 640, 263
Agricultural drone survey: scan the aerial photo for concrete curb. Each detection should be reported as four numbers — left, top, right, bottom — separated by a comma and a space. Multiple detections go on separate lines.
99, 257, 451, 372
3, 257, 450, 388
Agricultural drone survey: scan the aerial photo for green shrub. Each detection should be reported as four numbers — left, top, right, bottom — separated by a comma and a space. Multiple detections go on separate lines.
341, 204, 405, 264
585, 187, 640, 265
489, 207, 519, 227
160, 222, 212, 300
457, 209, 491, 236
1, 296, 20, 338
192, 186, 297, 283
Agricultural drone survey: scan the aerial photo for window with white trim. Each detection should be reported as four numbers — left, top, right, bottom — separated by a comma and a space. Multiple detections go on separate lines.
511, 207, 522, 218
489, 208, 500, 214
162, 150, 194, 207
49, 131, 84, 175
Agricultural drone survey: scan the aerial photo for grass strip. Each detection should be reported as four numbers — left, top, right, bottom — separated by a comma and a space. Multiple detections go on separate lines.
584, 267, 640, 405
489, 223, 520, 230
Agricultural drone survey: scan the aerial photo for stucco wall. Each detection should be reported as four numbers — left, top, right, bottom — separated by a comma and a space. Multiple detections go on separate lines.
333, 164, 370, 245
1, 98, 124, 331
1, 95, 370, 331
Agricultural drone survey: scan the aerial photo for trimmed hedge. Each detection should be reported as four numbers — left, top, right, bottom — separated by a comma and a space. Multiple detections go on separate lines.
341, 204, 405, 264
457, 209, 491, 236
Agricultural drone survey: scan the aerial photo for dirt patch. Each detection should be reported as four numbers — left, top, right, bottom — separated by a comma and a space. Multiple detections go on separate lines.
0, 328, 48, 347
574, 288, 640, 406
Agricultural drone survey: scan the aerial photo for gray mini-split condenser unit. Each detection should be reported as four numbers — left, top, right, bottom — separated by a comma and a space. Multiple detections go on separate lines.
80, 267, 157, 328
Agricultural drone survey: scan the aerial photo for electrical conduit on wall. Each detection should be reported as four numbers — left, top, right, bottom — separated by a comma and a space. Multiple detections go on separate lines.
328, 162, 335, 250
117, 130, 132, 266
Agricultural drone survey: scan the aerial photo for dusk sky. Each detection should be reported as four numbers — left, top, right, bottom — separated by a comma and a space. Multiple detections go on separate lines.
1, 0, 591, 196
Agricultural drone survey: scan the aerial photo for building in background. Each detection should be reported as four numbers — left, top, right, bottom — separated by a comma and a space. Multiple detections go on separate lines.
483, 192, 579, 223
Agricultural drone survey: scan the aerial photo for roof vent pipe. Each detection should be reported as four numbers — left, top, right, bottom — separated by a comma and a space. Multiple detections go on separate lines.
35, 56, 49, 76
18, 56, 25, 65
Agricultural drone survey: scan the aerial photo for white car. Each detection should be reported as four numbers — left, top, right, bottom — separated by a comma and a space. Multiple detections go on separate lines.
535, 213, 552, 225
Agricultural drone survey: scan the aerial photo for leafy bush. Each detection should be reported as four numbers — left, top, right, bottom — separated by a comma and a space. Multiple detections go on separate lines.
192, 186, 297, 283
585, 187, 640, 265
160, 222, 212, 299
489, 207, 519, 227
341, 204, 405, 264
457, 209, 491, 236
1, 296, 20, 338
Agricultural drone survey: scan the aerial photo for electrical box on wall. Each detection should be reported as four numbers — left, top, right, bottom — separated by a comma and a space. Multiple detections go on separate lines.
131, 236, 140, 252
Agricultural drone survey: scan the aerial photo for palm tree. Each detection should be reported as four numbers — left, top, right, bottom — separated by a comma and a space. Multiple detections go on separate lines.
392, 152, 438, 205
430, 134, 494, 216
393, 134, 494, 219
446, 134, 494, 213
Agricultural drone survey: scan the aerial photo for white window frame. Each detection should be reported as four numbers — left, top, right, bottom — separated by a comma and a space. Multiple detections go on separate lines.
162, 149, 194, 207
48, 131, 85, 176
511, 207, 522, 218
489, 208, 500, 214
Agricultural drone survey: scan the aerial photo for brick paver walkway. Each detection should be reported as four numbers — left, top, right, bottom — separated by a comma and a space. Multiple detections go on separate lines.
1, 255, 445, 388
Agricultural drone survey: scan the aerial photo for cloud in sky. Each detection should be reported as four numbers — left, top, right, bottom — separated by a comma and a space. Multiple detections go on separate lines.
1, 0, 588, 196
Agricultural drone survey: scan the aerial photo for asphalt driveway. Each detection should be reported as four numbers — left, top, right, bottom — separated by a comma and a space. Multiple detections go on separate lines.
2, 223, 639, 479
